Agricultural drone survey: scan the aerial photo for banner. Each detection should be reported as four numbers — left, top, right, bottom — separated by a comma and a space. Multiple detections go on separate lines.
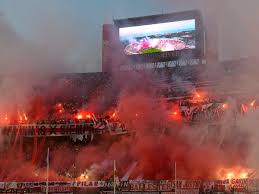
3, 124, 94, 137
2, 122, 128, 137
0, 179, 259, 193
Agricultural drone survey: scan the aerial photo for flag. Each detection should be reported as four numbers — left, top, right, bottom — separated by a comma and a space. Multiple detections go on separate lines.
95, 120, 107, 130
113, 160, 116, 194
113, 160, 120, 194
46, 148, 49, 170
121, 162, 137, 181
46, 148, 49, 194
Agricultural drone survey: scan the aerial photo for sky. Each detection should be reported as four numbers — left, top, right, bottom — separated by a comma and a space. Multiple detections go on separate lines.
0, 0, 162, 72
0, 0, 208, 73
119, 19, 195, 41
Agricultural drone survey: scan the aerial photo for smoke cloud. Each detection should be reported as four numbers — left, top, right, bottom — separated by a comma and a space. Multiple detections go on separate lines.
1, 0, 259, 183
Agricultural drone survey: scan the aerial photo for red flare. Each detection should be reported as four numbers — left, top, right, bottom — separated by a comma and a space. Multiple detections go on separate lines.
112, 112, 116, 118
217, 166, 253, 180
57, 103, 63, 108
222, 103, 228, 109
76, 114, 83, 120
171, 111, 180, 120
23, 113, 28, 121
241, 104, 247, 113
250, 100, 256, 107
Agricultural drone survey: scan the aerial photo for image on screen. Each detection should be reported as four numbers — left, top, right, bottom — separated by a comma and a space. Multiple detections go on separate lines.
119, 19, 196, 55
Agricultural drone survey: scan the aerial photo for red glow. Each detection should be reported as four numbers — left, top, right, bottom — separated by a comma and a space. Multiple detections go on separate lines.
250, 100, 256, 107
171, 111, 180, 119
78, 173, 89, 181
217, 166, 253, 180
241, 104, 247, 114
192, 92, 206, 103
77, 114, 83, 120
170, 103, 182, 121
56, 103, 64, 114
222, 103, 228, 109
76, 111, 94, 120
4, 115, 8, 121
24, 113, 28, 121
112, 112, 116, 118
170, 107, 181, 121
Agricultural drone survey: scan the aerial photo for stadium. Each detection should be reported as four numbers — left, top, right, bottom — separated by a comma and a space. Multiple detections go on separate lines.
1, 5, 259, 194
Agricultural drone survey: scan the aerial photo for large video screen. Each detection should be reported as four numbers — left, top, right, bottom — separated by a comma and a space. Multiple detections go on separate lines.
119, 19, 196, 55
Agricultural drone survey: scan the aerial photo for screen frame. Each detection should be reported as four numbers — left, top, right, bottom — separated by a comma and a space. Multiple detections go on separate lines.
114, 10, 204, 63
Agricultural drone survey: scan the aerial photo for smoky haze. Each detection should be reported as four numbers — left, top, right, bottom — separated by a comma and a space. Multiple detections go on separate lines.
0, 0, 259, 182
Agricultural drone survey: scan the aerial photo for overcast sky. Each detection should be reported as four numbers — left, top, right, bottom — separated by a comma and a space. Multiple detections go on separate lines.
0, 0, 211, 73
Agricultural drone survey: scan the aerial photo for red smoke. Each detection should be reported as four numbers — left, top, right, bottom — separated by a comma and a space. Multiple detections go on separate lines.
0, 73, 252, 182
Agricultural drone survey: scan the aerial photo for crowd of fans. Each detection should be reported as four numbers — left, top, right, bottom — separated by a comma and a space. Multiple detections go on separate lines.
50, 65, 208, 101
0, 64, 224, 126
1, 63, 236, 129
